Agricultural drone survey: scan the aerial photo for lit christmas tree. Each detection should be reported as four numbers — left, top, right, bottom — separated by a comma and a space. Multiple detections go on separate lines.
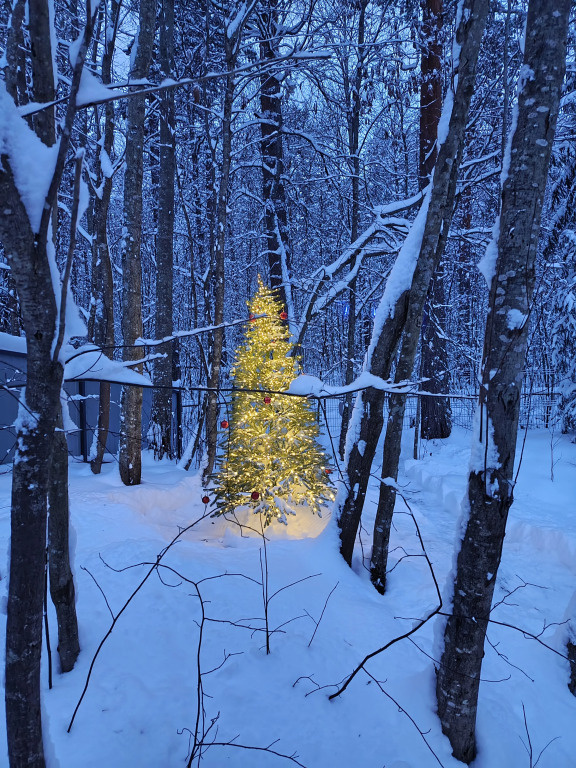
211, 278, 334, 525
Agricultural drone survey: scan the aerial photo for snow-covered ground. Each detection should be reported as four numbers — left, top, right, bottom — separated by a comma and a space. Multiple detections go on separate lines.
1, 427, 576, 767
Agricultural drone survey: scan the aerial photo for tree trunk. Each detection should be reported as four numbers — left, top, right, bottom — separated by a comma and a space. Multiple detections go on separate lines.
119, 0, 157, 485
339, 0, 489, 568
568, 640, 576, 695
420, 290, 452, 440
204, 31, 239, 479
339, 0, 367, 460
418, 0, 442, 190
372, 0, 452, 592
419, 0, 451, 442
28, 0, 56, 147
7, 359, 62, 768
5, 0, 28, 107
258, 0, 293, 317
1, 164, 59, 768
1, 5, 94, 763
195, 9, 217, 472
150, 0, 176, 460
338, 278, 357, 461
48, 406, 80, 672
436, 2, 569, 761
89, 0, 119, 475
29, 0, 80, 677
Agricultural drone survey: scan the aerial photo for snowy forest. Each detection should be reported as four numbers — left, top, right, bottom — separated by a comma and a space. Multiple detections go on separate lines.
1, 0, 576, 766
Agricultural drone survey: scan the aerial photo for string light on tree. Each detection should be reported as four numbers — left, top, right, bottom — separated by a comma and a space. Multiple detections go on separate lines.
210, 278, 335, 525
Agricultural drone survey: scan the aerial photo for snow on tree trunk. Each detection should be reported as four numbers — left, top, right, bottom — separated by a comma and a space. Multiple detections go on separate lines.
338, 0, 489, 569
119, 0, 157, 485
436, 2, 570, 761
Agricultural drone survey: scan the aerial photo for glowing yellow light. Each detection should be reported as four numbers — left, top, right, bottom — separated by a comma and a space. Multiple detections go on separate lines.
210, 279, 334, 525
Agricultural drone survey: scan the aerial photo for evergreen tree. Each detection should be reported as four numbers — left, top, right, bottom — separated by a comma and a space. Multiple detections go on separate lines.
211, 279, 334, 525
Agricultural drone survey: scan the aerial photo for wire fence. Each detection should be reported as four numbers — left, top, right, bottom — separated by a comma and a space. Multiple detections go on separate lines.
0, 376, 562, 468
318, 391, 561, 439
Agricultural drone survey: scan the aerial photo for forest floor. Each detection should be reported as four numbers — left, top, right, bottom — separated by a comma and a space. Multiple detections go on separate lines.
1, 426, 576, 767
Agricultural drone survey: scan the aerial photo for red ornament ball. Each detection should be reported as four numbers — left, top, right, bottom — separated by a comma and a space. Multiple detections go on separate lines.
251, 491, 260, 501
325, 468, 332, 475
249, 313, 256, 322
263, 396, 271, 404
280, 311, 288, 320
220, 420, 229, 429
201, 495, 210, 504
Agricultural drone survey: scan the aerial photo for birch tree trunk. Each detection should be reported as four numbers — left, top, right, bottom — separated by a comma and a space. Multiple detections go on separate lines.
119, 0, 157, 485
436, 2, 570, 761
338, 0, 489, 568
150, 0, 176, 460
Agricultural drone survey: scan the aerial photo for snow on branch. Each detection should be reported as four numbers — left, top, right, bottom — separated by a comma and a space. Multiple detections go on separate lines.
17, 51, 332, 118
293, 210, 411, 347
287, 372, 420, 399
63, 345, 154, 386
